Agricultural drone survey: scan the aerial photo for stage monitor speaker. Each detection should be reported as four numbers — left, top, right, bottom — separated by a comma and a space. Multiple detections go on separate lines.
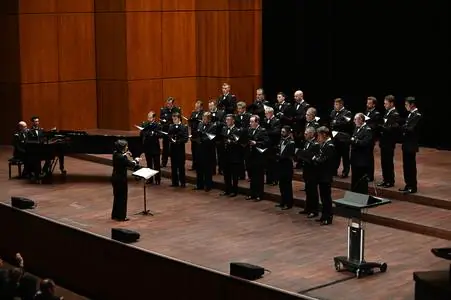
11, 197, 36, 209
111, 228, 140, 244
230, 262, 264, 280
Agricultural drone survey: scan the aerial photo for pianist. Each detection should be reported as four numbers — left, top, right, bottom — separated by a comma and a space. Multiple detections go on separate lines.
12, 121, 31, 178
111, 140, 141, 221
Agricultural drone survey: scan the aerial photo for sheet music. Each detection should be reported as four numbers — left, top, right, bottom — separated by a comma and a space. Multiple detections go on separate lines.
263, 104, 270, 110
315, 116, 320, 121
364, 115, 370, 121
182, 115, 189, 121
132, 168, 159, 180
344, 116, 351, 122
134, 125, 144, 131
256, 147, 267, 153
383, 118, 387, 123
159, 130, 168, 135
206, 133, 216, 140
232, 134, 240, 141
332, 131, 338, 137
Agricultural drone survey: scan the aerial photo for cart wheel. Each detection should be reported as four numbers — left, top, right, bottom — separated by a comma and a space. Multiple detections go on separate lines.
334, 262, 341, 271
380, 263, 387, 273
355, 269, 361, 279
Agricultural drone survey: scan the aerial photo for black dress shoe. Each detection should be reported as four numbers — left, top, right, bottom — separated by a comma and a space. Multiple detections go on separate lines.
220, 192, 230, 196
298, 210, 308, 214
320, 219, 332, 226
398, 187, 408, 192
170, 184, 179, 187
229, 193, 237, 197
253, 197, 262, 202
155, 181, 160, 185
245, 196, 254, 200
205, 188, 211, 192
275, 204, 284, 208
193, 187, 203, 190
281, 206, 292, 210
404, 188, 417, 194
307, 213, 318, 218
377, 182, 386, 187
180, 184, 186, 188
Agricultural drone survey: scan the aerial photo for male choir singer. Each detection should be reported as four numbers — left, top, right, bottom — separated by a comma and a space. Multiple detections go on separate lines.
275, 126, 295, 210
350, 113, 373, 194
168, 113, 189, 187
221, 114, 242, 197
111, 140, 141, 222
140, 111, 161, 185
195, 112, 216, 191
399, 97, 421, 194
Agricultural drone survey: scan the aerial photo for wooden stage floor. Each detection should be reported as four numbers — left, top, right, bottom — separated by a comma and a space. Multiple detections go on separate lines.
2, 146, 451, 300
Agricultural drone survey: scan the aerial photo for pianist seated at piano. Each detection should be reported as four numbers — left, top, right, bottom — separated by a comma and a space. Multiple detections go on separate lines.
12, 121, 31, 178
111, 140, 141, 221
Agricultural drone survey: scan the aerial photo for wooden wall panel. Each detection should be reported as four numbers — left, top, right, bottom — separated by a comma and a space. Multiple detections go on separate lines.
162, 78, 197, 115
94, 0, 125, 12
195, 0, 229, 11
196, 11, 229, 77
196, 77, 223, 103
18, 0, 56, 14
227, 76, 260, 104
0, 83, 21, 144
125, 0, 162, 11
126, 12, 162, 80
228, 11, 257, 77
19, 14, 59, 83
58, 14, 96, 81
96, 80, 129, 129
128, 79, 163, 126
161, 12, 197, 78
162, 0, 195, 11
21, 83, 60, 129
0, 15, 21, 84
59, 81, 97, 129
56, 0, 94, 13
94, 12, 127, 80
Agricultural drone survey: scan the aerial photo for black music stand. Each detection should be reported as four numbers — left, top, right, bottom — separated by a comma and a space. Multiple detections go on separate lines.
132, 168, 158, 216
333, 191, 391, 278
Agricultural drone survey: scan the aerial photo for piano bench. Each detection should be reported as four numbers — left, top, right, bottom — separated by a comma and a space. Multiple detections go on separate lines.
8, 158, 23, 179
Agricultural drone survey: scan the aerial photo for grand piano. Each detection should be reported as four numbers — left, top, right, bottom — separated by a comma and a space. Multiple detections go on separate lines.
24, 129, 143, 178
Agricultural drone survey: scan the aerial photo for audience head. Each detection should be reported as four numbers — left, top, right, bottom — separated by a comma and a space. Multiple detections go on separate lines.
147, 111, 156, 122
264, 106, 274, 119
172, 112, 181, 123
202, 112, 211, 124
166, 97, 175, 108
114, 139, 128, 153
222, 83, 231, 95
18, 121, 27, 131
225, 114, 235, 127
194, 100, 203, 111
366, 96, 377, 110
30, 116, 40, 127
208, 100, 217, 111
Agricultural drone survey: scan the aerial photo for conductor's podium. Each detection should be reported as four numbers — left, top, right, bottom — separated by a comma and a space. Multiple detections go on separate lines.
333, 191, 391, 278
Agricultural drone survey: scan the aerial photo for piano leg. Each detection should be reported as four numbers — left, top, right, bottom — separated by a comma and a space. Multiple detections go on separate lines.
58, 155, 67, 174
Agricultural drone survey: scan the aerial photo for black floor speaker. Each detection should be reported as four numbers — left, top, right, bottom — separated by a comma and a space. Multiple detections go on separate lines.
11, 196, 36, 209
111, 228, 140, 244
230, 262, 264, 280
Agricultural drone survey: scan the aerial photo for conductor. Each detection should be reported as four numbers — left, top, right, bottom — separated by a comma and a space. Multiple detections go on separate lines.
111, 140, 141, 222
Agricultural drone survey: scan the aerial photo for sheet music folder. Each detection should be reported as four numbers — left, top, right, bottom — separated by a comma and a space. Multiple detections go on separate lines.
132, 168, 159, 180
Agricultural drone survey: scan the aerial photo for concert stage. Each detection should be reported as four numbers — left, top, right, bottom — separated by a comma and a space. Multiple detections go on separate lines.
2, 138, 451, 299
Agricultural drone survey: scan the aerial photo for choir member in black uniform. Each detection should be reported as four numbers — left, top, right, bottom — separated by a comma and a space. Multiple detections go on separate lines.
168, 113, 189, 187
159, 97, 181, 167
350, 113, 373, 194
399, 97, 422, 194
365, 96, 382, 181
235, 101, 251, 179
245, 115, 269, 201
297, 126, 320, 218
275, 126, 295, 210
329, 98, 352, 178
140, 111, 162, 185
263, 106, 281, 185
377, 95, 400, 188
27, 116, 45, 180
111, 140, 141, 221
221, 114, 243, 197
248, 88, 271, 120
292, 90, 310, 140
188, 100, 204, 170
217, 83, 237, 114
209, 100, 225, 175
195, 112, 217, 192
312, 126, 336, 225
305, 107, 320, 129
274, 92, 294, 126
12, 121, 30, 178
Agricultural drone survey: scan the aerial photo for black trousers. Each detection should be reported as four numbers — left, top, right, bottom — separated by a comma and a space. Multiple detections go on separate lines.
191, 141, 199, 169
334, 140, 350, 175
265, 153, 278, 184
216, 143, 224, 173
162, 136, 170, 166
278, 164, 293, 207
170, 151, 186, 186
111, 178, 128, 220
249, 163, 265, 198
402, 150, 417, 189
380, 144, 395, 184
145, 152, 161, 183
319, 182, 333, 221
224, 163, 240, 194
304, 177, 319, 213
196, 156, 213, 190
368, 144, 375, 181
351, 165, 368, 194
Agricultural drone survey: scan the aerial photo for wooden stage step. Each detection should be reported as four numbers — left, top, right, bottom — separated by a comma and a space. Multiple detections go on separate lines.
71, 153, 451, 241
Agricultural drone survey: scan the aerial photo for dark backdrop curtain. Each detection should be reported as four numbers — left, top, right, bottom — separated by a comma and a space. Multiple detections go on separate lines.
262, 0, 449, 149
